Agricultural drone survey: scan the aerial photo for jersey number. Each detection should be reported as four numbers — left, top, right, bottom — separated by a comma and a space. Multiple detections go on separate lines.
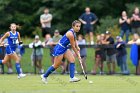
13, 39, 16, 44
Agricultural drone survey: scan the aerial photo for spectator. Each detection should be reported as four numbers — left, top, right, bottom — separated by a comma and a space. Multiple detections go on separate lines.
119, 11, 131, 43
102, 31, 116, 74
29, 35, 44, 74
42, 34, 53, 63
115, 36, 129, 74
43, 34, 53, 46
100, 33, 106, 43
131, 7, 140, 35
52, 30, 62, 44
40, 8, 52, 37
77, 34, 87, 74
79, 7, 98, 44
92, 35, 105, 75
128, 33, 140, 75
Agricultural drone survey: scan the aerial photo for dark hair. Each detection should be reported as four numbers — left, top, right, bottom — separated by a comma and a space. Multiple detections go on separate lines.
72, 20, 81, 27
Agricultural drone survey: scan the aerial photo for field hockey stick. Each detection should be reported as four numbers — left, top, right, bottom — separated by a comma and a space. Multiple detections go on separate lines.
79, 59, 87, 80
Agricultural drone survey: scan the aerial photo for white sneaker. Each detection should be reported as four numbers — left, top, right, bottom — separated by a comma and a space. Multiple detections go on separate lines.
8, 68, 13, 74
17, 73, 26, 79
41, 74, 47, 84
69, 77, 80, 82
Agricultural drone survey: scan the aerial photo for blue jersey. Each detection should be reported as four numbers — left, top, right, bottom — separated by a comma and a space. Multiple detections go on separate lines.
53, 29, 76, 56
59, 29, 76, 48
6, 31, 18, 55
8, 31, 18, 46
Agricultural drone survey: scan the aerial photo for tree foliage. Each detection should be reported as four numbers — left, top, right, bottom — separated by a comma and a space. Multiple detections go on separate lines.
0, 0, 140, 37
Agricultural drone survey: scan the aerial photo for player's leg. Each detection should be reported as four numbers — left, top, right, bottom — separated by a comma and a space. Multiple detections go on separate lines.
0, 55, 10, 64
43, 54, 63, 78
64, 50, 80, 82
10, 52, 26, 77
10, 53, 20, 74
61, 58, 66, 74
6, 59, 13, 74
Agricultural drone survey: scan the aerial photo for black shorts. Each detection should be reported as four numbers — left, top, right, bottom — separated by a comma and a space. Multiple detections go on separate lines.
83, 26, 93, 34
95, 50, 106, 61
41, 27, 51, 37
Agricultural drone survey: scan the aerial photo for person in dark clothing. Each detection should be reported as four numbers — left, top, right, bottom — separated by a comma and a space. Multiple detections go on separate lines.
131, 7, 140, 35
115, 36, 129, 74
79, 7, 98, 44
119, 11, 131, 43
92, 35, 105, 75
102, 31, 116, 74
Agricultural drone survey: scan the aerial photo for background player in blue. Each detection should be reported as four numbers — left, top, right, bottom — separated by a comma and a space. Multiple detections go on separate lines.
0, 23, 26, 78
41, 20, 81, 83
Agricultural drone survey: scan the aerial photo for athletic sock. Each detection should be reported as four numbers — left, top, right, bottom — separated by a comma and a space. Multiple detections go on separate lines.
69, 63, 75, 78
15, 63, 21, 74
0, 60, 2, 64
44, 66, 55, 78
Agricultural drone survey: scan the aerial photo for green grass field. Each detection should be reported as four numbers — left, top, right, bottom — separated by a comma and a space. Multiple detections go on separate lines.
0, 74, 140, 93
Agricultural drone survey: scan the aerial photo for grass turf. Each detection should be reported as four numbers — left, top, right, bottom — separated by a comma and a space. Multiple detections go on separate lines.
0, 74, 140, 93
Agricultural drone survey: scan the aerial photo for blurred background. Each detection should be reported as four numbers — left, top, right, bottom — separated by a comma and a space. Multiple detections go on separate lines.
0, 0, 139, 37
0, 0, 140, 74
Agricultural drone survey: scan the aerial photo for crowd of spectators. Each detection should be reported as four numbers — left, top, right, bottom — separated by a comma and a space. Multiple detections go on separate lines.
0, 7, 140, 75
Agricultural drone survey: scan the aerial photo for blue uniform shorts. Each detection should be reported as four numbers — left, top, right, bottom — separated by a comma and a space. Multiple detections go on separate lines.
6, 45, 17, 55
52, 44, 68, 56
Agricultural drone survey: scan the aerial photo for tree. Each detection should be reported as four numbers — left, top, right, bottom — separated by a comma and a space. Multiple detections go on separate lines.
0, 0, 139, 37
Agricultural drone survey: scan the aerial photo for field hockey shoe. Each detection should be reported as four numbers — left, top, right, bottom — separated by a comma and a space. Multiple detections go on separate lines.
41, 74, 47, 84
17, 73, 26, 79
69, 77, 80, 82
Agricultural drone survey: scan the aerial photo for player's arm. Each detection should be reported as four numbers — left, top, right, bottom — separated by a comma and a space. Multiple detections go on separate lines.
136, 39, 140, 45
66, 32, 81, 60
17, 32, 21, 42
0, 32, 9, 45
17, 32, 22, 45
